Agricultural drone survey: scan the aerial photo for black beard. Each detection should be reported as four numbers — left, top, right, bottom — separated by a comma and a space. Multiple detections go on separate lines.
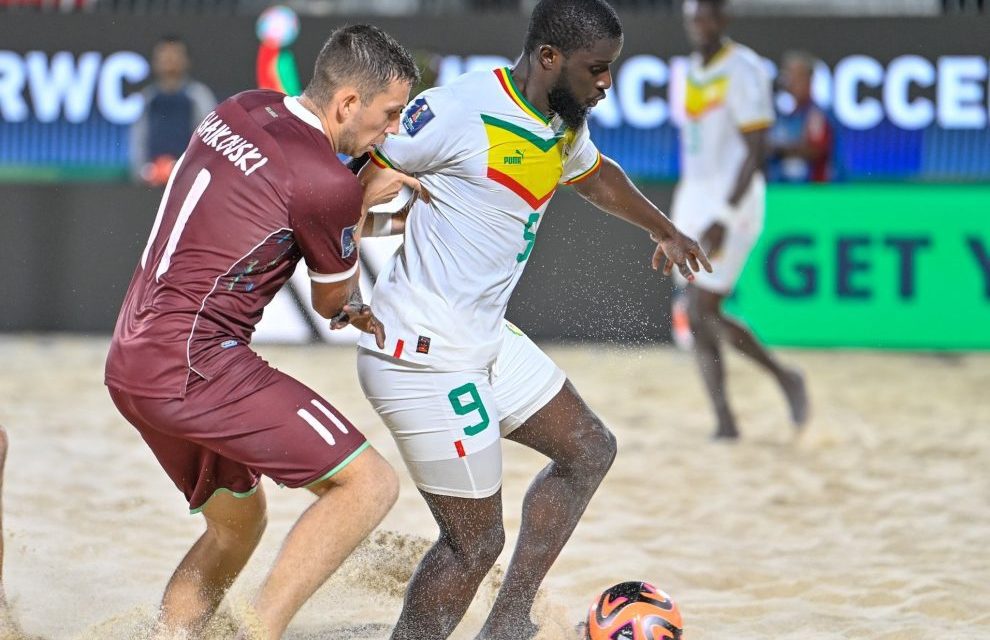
548, 82, 589, 131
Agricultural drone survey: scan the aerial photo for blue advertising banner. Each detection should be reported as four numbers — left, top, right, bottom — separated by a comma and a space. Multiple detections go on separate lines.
0, 14, 988, 181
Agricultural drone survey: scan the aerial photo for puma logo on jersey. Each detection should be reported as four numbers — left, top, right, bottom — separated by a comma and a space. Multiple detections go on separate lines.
482, 114, 565, 209
503, 149, 525, 165
195, 112, 270, 176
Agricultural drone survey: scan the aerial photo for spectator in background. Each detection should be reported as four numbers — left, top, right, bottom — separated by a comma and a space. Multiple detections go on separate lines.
768, 50, 832, 183
130, 35, 216, 186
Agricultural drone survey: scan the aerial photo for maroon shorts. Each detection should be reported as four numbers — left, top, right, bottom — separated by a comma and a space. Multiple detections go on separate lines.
108, 347, 368, 513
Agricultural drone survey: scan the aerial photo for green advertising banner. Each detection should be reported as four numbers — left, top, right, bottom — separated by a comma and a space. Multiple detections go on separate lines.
727, 185, 990, 350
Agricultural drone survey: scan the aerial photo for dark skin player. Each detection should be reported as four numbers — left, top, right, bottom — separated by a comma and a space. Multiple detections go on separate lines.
362, 8, 710, 639
682, 0, 809, 439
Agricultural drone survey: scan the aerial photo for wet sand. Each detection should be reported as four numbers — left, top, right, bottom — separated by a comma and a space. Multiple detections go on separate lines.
0, 336, 987, 639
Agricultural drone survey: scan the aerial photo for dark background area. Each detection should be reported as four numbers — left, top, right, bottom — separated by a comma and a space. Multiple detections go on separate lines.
0, 184, 678, 341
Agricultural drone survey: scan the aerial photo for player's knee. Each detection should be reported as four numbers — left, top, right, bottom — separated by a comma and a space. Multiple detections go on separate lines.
582, 419, 617, 476
375, 463, 400, 511
208, 503, 268, 548
344, 447, 400, 510
449, 524, 504, 575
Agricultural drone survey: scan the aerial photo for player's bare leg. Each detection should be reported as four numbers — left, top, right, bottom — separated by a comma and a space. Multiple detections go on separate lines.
720, 314, 809, 427
687, 286, 809, 439
390, 491, 505, 640
686, 287, 738, 438
478, 382, 617, 640
241, 447, 398, 640
153, 485, 268, 639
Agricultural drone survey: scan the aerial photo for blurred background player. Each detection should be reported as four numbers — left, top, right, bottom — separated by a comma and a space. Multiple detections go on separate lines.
130, 35, 216, 187
768, 50, 833, 183
106, 25, 422, 640
672, 0, 808, 439
356, 1, 708, 637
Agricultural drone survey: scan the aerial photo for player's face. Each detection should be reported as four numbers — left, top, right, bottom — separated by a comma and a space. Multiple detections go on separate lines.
550, 37, 621, 130
683, 1, 725, 52
339, 79, 411, 156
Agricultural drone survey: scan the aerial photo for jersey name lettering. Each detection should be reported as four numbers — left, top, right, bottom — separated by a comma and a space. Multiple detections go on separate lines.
195, 112, 269, 176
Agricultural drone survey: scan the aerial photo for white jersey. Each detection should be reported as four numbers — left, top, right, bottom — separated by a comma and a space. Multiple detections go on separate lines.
358, 68, 602, 369
678, 40, 774, 197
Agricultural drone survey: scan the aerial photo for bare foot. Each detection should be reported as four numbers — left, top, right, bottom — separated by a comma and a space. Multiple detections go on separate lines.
711, 426, 740, 441
781, 367, 809, 428
711, 413, 739, 440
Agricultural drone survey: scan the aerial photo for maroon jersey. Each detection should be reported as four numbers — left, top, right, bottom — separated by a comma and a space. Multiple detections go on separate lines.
107, 90, 362, 398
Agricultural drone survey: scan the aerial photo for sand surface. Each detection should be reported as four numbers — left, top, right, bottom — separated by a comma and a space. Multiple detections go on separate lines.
0, 336, 987, 639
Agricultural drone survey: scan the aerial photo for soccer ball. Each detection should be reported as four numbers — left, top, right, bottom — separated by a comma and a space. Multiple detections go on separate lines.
586, 581, 683, 640
256, 5, 299, 48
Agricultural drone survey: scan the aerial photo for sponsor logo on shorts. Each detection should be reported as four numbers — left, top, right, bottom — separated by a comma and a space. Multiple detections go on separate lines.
416, 335, 431, 354
341, 224, 357, 259
220, 339, 239, 349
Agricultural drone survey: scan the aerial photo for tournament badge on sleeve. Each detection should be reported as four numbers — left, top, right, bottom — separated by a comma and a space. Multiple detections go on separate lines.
341, 224, 357, 259
402, 97, 435, 137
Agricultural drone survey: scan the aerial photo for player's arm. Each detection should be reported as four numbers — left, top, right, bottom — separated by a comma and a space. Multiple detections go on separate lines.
725, 57, 774, 211
311, 273, 386, 349
726, 127, 769, 207
290, 162, 389, 345
361, 207, 410, 238
310, 273, 358, 320
574, 156, 711, 279
355, 161, 426, 239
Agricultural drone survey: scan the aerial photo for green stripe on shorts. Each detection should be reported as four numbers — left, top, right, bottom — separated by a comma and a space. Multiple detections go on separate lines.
304, 441, 371, 489
189, 484, 260, 515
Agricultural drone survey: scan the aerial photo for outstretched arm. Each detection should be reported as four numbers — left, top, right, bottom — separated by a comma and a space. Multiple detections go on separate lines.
573, 156, 711, 279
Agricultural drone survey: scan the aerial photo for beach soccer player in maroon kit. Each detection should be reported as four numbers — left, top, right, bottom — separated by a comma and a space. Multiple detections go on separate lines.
105, 26, 423, 639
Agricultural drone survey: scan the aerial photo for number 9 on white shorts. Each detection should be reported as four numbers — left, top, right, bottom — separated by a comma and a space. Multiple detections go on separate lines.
356, 322, 566, 499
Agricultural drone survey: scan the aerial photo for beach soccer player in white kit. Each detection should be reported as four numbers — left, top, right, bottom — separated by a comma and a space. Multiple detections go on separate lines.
350, 1, 710, 637
673, 0, 809, 439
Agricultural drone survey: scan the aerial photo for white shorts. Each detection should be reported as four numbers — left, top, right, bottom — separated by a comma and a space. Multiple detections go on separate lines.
356, 322, 566, 499
671, 176, 765, 294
